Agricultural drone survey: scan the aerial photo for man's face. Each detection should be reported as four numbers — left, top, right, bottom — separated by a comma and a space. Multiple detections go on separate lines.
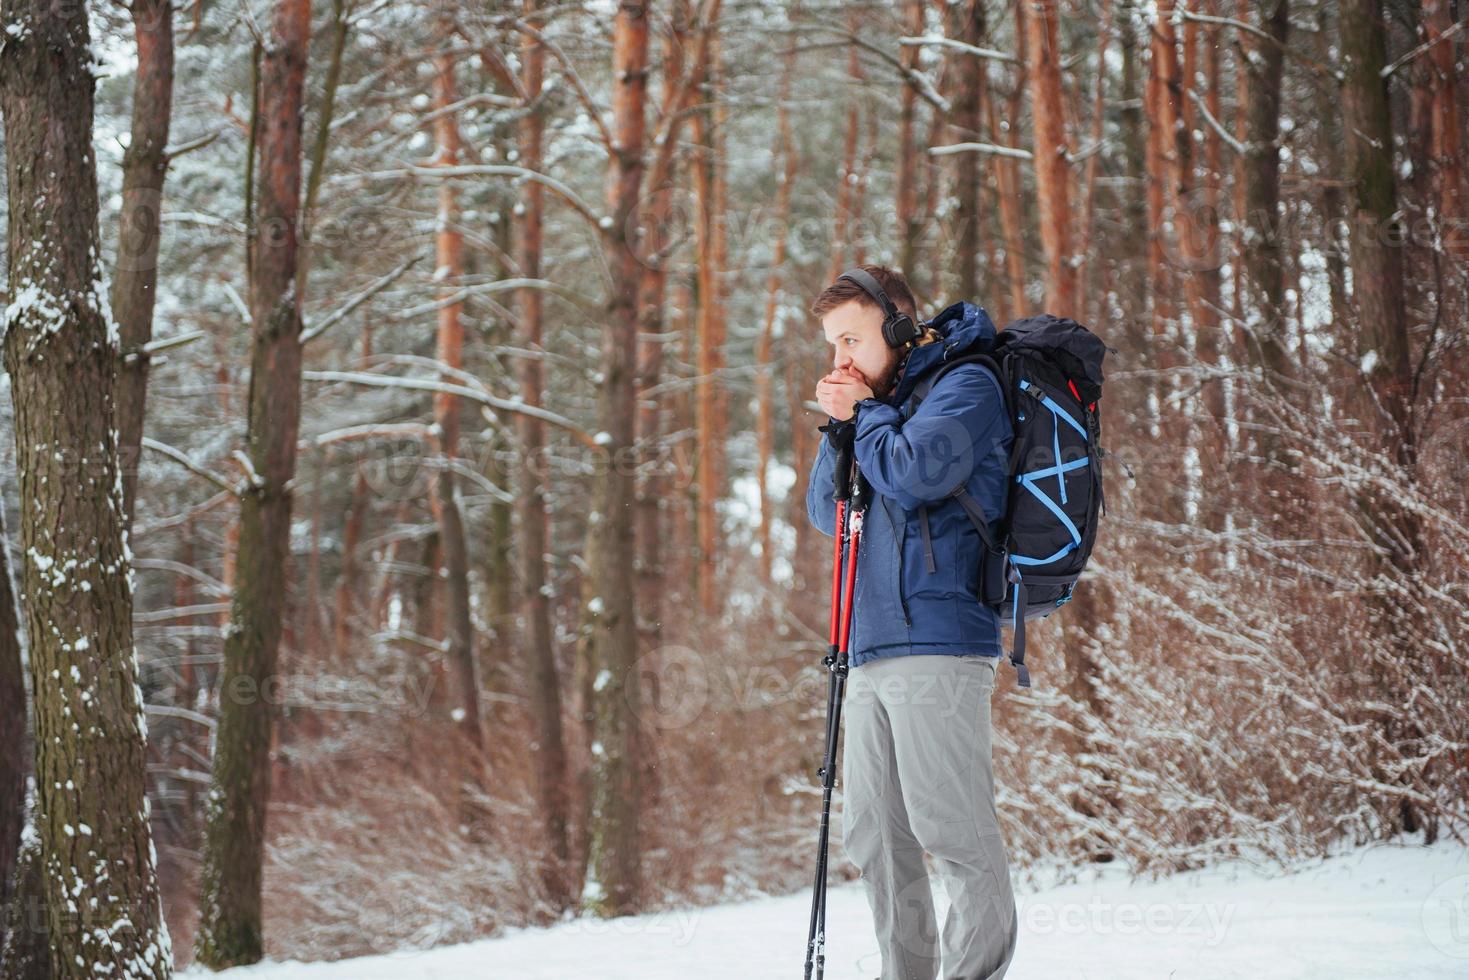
821, 300, 903, 398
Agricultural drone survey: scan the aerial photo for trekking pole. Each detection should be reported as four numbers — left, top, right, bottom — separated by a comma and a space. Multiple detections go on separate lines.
804, 441, 866, 980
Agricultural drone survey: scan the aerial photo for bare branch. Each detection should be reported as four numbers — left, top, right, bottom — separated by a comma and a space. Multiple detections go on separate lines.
507, 20, 616, 155
352, 164, 606, 233
163, 128, 223, 161
1382, 17, 1468, 78
141, 437, 239, 496
898, 33, 1017, 63
1187, 87, 1250, 156
302, 368, 599, 448
302, 250, 427, 344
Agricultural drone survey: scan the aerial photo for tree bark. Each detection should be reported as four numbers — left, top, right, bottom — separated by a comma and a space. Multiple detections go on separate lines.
0, 0, 173, 972
428, 13, 486, 767
515, 0, 572, 909
586, 0, 649, 918
758, 27, 798, 585
0, 483, 29, 960
895, 0, 926, 281
112, 0, 175, 526
1240, 0, 1294, 469
1023, 0, 1078, 317
692, 9, 728, 616
1340, 0, 1433, 841
947, 0, 987, 302
194, 0, 311, 966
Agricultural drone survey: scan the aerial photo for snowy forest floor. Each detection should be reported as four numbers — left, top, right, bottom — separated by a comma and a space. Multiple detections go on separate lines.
181, 834, 1468, 978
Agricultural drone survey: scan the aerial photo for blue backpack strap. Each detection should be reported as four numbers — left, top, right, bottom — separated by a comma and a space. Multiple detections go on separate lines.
1007, 564, 1030, 687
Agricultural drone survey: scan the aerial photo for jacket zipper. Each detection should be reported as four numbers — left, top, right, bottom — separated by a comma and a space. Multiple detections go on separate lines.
888, 499, 912, 627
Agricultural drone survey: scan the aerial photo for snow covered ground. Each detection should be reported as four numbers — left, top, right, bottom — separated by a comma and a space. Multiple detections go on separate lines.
182, 835, 1469, 978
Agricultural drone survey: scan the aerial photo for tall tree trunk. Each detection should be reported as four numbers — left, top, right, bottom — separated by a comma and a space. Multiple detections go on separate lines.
112, 0, 175, 526
987, 69, 1030, 321
1195, 0, 1231, 543
757, 27, 798, 585
0, 0, 173, 972
1075, 0, 1113, 326
332, 468, 368, 661
586, 0, 649, 918
895, 0, 926, 281
428, 13, 486, 767
515, 0, 572, 908
1240, 0, 1294, 471
194, 0, 311, 965
1145, 0, 1181, 391
1340, 0, 1433, 841
636, 0, 709, 637
1024, 0, 1078, 317
0, 489, 28, 959
692, 10, 727, 616
947, 0, 987, 302
1421, 0, 1466, 325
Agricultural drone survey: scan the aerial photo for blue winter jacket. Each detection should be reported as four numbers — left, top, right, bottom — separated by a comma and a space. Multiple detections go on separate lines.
805, 301, 1012, 668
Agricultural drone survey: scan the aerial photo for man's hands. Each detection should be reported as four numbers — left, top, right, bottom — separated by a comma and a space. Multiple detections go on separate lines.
815, 367, 875, 422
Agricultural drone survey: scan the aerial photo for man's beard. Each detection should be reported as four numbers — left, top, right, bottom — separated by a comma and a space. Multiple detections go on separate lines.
869, 347, 904, 399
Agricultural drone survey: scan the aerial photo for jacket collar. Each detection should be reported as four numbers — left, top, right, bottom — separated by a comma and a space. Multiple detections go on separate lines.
887, 301, 998, 408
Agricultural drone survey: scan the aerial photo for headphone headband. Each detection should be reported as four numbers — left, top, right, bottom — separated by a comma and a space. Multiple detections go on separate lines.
836, 268, 921, 349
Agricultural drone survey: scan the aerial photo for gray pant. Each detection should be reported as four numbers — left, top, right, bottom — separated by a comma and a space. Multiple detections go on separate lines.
842, 654, 1018, 980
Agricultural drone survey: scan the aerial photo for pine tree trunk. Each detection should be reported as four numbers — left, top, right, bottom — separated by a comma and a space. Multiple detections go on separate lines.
1023, 0, 1078, 317
895, 0, 926, 280
0, 0, 172, 972
112, 0, 175, 526
758, 29, 798, 585
515, 0, 572, 908
1240, 0, 1294, 471
692, 11, 727, 616
1144, 0, 1180, 387
0, 483, 28, 959
193, 0, 311, 966
1340, 0, 1434, 842
947, 0, 987, 302
986, 80, 1029, 322
1196, 0, 1232, 544
428, 14, 486, 767
586, 0, 649, 918
332, 469, 368, 662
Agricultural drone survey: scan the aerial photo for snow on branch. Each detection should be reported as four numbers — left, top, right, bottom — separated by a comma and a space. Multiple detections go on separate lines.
929, 141, 1033, 161
897, 34, 1017, 63
141, 437, 239, 495
1382, 17, 1468, 78
302, 251, 427, 344
351, 164, 606, 234
232, 449, 265, 490
302, 368, 599, 448
818, 27, 950, 114
396, 276, 599, 319
1187, 88, 1249, 157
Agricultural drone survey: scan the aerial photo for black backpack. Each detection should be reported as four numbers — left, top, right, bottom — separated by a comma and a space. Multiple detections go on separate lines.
907, 311, 1111, 689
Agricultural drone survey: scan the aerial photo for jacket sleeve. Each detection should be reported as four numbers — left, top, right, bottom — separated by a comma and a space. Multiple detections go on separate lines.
852, 364, 1008, 511
804, 426, 839, 538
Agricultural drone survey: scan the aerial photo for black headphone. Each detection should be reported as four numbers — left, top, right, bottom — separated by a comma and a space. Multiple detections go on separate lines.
836, 268, 923, 349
